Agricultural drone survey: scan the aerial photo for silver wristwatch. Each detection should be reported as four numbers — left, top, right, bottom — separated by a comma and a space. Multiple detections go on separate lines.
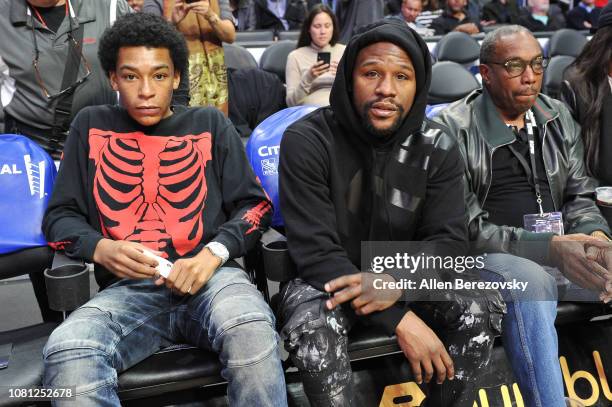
205, 241, 230, 266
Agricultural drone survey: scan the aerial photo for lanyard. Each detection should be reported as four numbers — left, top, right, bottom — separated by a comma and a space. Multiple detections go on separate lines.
30, 1, 69, 30
507, 110, 545, 216
28, 0, 78, 75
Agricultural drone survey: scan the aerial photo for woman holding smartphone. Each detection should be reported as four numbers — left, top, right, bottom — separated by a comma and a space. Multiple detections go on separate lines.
285, 5, 346, 107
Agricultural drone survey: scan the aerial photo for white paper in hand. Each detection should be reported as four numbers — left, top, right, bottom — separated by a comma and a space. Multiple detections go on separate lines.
142, 250, 174, 278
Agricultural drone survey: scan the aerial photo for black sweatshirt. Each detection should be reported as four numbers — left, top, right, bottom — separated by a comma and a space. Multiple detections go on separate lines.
43, 105, 272, 289
279, 20, 469, 335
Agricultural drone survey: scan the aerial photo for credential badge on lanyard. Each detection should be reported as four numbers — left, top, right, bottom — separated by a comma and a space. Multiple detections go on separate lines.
521, 109, 564, 235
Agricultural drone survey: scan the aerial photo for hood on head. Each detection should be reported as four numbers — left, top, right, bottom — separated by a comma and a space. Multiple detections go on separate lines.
329, 19, 433, 148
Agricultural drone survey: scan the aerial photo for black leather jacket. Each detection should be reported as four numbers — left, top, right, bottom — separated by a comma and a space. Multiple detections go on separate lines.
434, 89, 610, 265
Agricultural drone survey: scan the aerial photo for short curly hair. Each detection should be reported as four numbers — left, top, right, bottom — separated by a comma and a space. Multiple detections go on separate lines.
98, 13, 188, 76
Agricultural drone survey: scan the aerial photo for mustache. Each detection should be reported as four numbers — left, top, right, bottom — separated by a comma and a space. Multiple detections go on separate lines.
364, 99, 403, 112
517, 86, 539, 96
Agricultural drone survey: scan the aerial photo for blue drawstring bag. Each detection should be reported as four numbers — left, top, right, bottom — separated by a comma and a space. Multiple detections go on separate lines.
0, 134, 56, 254
246, 106, 318, 227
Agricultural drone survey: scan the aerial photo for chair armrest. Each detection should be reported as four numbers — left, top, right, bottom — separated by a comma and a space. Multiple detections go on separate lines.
260, 227, 287, 246
51, 251, 85, 270
259, 228, 296, 283
0, 246, 53, 281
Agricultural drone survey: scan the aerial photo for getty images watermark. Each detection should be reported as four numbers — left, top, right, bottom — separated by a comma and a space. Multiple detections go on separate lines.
360, 242, 541, 301
368, 252, 528, 293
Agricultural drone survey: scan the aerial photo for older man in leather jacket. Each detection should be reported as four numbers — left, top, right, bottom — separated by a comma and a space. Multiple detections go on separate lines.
434, 25, 612, 407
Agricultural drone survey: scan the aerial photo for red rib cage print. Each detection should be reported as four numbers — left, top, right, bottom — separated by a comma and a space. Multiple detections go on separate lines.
88, 129, 213, 257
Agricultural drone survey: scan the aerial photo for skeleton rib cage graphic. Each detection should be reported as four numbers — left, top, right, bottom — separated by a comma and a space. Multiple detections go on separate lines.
89, 129, 213, 257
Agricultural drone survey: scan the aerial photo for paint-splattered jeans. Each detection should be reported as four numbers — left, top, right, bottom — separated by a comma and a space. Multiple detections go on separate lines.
43, 267, 287, 407
278, 277, 505, 407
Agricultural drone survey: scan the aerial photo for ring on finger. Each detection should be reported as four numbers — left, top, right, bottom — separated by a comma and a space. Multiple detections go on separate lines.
187, 285, 192, 295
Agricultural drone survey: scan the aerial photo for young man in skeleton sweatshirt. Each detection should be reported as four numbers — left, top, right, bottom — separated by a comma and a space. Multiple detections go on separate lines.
41, 13, 287, 406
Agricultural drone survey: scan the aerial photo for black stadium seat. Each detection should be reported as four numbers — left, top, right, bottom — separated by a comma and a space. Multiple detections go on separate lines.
234, 30, 275, 43
433, 31, 481, 65
0, 321, 59, 406
546, 29, 587, 58
223, 43, 258, 70
259, 40, 297, 83
277, 30, 301, 41
428, 61, 480, 105
542, 55, 575, 99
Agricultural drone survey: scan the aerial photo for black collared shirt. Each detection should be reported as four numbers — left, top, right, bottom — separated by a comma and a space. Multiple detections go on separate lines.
483, 125, 555, 228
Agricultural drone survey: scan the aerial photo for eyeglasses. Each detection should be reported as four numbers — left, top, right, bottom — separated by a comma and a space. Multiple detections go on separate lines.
485, 56, 549, 78
30, 17, 92, 100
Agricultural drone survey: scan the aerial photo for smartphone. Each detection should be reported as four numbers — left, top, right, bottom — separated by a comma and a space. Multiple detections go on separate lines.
317, 52, 331, 66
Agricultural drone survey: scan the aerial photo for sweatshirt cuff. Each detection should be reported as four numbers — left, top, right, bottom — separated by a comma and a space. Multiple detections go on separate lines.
365, 303, 407, 336
81, 234, 105, 262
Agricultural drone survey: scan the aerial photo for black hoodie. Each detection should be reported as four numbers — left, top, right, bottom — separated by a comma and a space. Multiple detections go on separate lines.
279, 20, 468, 334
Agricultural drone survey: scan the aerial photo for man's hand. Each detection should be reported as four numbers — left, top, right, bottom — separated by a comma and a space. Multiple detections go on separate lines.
93, 239, 159, 280
396, 311, 454, 384
324, 272, 401, 315
550, 233, 612, 292
454, 23, 480, 34
158, 247, 222, 295
585, 244, 612, 301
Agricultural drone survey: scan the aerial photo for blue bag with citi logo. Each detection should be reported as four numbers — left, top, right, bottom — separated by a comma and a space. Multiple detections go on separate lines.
0, 134, 57, 254
246, 106, 317, 227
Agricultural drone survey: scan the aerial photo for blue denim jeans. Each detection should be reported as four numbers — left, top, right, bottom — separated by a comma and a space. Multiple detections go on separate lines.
481, 254, 565, 407
42, 266, 287, 407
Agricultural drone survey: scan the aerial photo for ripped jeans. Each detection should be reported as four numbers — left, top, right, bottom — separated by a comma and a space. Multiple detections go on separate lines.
42, 267, 287, 407
278, 278, 506, 407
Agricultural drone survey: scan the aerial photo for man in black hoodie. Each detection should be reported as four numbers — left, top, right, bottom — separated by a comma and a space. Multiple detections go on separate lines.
278, 20, 505, 406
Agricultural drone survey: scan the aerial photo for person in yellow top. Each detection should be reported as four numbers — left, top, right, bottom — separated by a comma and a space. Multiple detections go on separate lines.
164, 0, 236, 115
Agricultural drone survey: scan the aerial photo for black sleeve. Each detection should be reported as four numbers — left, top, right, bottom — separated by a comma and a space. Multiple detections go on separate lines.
279, 128, 359, 290
481, 4, 497, 21
42, 112, 104, 261
209, 115, 273, 258
566, 8, 584, 29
